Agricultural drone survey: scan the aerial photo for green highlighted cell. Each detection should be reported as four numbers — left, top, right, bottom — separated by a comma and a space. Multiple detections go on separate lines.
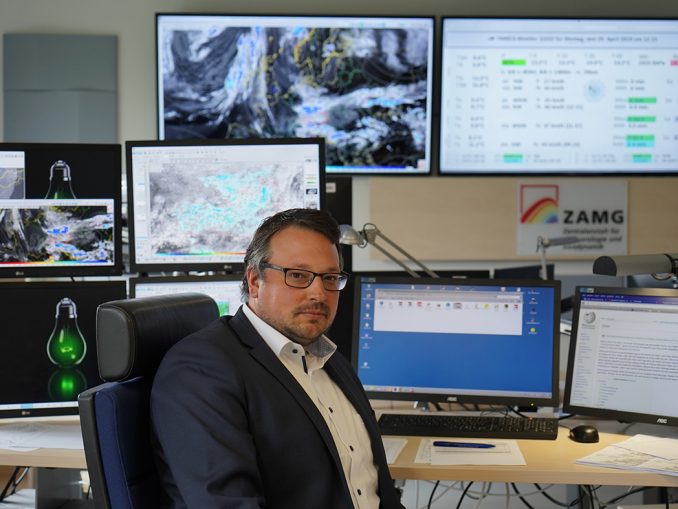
632, 154, 652, 163
626, 135, 655, 148
501, 59, 526, 66
628, 97, 657, 104
503, 154, 524, 163
627, 116, 656, 122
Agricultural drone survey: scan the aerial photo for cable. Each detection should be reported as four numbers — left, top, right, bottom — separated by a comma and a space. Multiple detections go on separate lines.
511, 483, 535, 509
534, 483, 582, 507
597, 486, 649, 508
0, 466, 28, 502
455, 481, 474, 509
426, 480, 440, 509
472, 483, 491, 509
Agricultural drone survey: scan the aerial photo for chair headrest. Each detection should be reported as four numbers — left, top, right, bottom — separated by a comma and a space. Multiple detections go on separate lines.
96, 292, 219, 382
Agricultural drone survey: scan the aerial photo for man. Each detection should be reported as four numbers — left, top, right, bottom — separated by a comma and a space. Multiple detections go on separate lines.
150, 208, 404, 509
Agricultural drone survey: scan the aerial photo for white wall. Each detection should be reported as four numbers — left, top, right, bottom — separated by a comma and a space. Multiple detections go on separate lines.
2, 0, 677, 274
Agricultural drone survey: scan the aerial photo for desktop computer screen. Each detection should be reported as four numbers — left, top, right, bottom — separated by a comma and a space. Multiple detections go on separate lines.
0, 143, 123, 277
563, 286, 678, 426
352, 276, 561, 407
129, 276, 243, 316
439, 17, 678, 175
126, 138, 324, 273
156, 13, 434, 175
0, 281, 126, 418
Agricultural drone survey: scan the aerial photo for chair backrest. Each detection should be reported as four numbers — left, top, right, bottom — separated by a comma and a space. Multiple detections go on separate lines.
78, 292, 219, 509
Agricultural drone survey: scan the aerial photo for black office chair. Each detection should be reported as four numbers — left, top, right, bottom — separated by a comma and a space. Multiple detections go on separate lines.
78, 293, 219, 509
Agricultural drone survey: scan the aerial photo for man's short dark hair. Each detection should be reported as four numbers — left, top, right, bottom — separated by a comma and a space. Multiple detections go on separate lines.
241, 208, 343, 301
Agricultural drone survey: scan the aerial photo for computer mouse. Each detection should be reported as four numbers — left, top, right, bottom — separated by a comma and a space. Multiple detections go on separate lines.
569, 424, 599, 443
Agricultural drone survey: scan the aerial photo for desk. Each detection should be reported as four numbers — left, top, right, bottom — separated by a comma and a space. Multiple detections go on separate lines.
389, 427, 678, 487
0, 419, 87, 509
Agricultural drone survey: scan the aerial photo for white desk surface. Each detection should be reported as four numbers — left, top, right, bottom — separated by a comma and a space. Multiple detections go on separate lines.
0, 417, 85, 470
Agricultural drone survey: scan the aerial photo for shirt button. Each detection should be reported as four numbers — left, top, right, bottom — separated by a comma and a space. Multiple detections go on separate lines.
292, 349, 298, 354
328, 407, 333, 413
357, 489, 362, 496
349, 445, 354, 451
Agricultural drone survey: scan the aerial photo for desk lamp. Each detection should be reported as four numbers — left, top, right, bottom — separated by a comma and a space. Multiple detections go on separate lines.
593, 253, 678, 287
339, 223, 439, 278
536, 235, 581, 280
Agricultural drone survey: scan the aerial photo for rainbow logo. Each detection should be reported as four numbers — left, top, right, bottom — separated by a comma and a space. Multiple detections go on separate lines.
520, 184, 560, 224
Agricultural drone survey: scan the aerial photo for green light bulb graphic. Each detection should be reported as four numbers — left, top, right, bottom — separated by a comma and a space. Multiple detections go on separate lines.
44, 160, 76, 199
48, 368, 87, 402
46, 297, 87, 367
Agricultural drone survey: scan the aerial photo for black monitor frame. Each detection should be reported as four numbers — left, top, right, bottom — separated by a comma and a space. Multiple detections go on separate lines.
563, 285, 678, 427
126, 137, 325, 274
155, 12, 435, 176
0, 142, 123, 278
351, 275, 561, 408
0, 280, 127, 419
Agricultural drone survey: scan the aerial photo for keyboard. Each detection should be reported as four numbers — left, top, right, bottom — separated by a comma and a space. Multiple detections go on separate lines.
378, 413, 559, 440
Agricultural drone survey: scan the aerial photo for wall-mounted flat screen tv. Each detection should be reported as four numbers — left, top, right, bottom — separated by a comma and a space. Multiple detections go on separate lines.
439, 18, 678, 175
156, 13, 434, 175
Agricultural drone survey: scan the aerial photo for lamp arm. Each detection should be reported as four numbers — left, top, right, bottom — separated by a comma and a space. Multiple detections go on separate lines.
368, 241, 422, 278
369, 228, 440, 278
537, 237, 548, 281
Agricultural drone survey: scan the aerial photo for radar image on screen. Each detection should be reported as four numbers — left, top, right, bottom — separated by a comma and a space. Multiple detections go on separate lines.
0, 170, 24, 199
159, 18, 431, 172
0, 201, 114, 266
148, 160, 303, 259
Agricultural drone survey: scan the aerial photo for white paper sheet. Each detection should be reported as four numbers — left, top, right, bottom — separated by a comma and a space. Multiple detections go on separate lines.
381, 437, 407, 464
576, 434, 678, 476
415, 439, 525, 466
0, 422, 83, 451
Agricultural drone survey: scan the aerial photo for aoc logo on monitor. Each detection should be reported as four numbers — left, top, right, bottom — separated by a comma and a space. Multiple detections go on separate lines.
519, 184, 559, 224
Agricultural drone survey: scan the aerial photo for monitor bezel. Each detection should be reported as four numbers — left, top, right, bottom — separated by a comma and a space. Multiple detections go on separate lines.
351, 275, 561, 408
0, 280, 127, 419
155, 12, 436, 177
0, 142, 123, 278
563, 285, 678, 426
125, 137, 326, 275
437, 16, 678, 177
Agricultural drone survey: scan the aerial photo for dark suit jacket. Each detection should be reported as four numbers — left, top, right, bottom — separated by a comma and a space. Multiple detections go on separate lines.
150, 308, 403, 509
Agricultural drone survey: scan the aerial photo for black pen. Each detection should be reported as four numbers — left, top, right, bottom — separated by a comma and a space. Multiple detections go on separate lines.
432, 441, 496, 449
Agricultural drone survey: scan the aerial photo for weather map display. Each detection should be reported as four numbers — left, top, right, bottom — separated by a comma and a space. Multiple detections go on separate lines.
0, 143, 122, 277
439, 18, 678, 175
156, 14, 434, 175
126, 138, 324, 273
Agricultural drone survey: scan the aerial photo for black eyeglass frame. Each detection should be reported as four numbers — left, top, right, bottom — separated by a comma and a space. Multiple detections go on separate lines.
260, 262, 350, 291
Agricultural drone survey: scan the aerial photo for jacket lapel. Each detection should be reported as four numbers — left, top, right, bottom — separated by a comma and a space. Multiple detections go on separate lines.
227, 309, 346, 468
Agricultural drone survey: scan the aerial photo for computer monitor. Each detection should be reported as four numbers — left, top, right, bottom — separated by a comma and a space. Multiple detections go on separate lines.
352, 276, 561, 407
439, 18, 678, 175
494, 264, 554, 280
129, 276, 243, 316
126, 138, 324, 274
0, 281, 126, 418
563, 286, 678, 426
156, 13, 435, 175
0, 143, 123, 277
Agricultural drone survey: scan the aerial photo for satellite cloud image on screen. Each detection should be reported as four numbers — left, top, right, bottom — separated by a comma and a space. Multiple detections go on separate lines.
160, 24, 430, 170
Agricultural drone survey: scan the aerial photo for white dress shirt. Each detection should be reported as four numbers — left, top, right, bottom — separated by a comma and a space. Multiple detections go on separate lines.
242, 304, 380, 509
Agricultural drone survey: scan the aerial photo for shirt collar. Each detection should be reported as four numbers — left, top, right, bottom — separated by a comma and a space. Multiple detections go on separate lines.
241, 303, 337, 362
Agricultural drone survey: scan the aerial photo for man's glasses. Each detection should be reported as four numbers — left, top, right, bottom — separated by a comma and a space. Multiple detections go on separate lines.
260, 263, 349, 291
